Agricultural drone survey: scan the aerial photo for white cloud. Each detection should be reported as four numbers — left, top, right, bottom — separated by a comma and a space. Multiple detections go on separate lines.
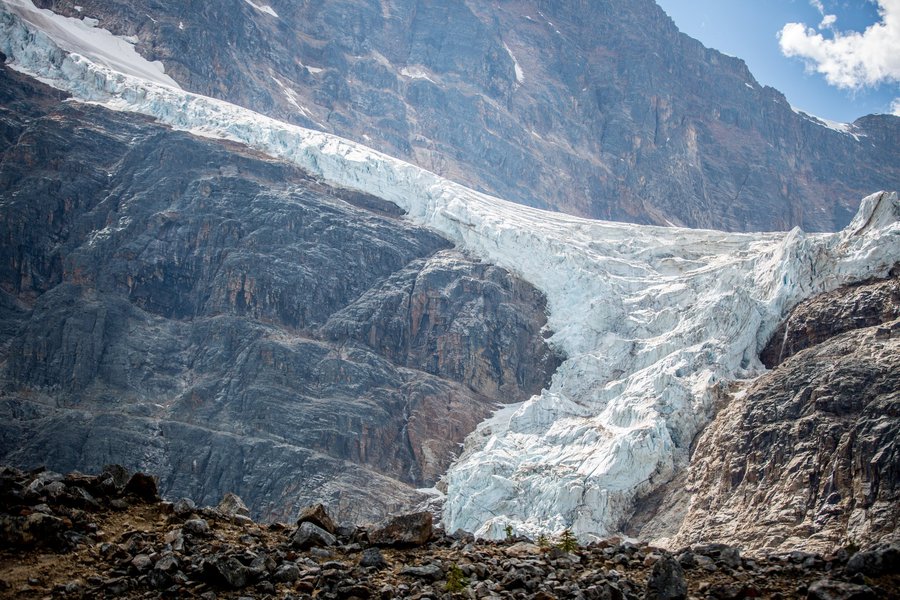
779, 0, 900, 89
892, 98, 900, 115
808, 0, 838, 28
819, 13, 837, 28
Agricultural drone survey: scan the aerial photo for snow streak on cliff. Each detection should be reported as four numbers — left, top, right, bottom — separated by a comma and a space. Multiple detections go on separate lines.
2, 0, 898, 539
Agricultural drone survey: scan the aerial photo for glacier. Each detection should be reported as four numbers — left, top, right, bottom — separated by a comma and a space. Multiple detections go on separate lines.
2, 0, 899, 540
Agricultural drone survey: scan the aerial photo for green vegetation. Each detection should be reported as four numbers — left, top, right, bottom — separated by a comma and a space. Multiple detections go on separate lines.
558, 528, 578, 553
445, 563, 470, 593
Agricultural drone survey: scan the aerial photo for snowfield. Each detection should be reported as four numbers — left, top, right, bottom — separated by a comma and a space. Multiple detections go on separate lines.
2, 0, 899, 540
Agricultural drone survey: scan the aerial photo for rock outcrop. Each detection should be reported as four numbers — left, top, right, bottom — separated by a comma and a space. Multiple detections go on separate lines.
760, 270, 900, 367
0, 65, 560, 523
29, 0, 900, 232
669, 275, 900, 554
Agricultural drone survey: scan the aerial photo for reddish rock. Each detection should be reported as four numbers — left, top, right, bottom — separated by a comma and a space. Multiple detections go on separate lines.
369, 512, 433, 547
295, 504, 336, 534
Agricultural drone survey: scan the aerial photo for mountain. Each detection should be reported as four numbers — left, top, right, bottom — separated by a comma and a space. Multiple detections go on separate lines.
23, 0, 900, 231
1, 0, 899, 554
0, 64, 560, 522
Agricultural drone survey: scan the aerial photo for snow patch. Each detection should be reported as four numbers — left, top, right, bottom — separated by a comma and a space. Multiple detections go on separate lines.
400, 65, 436, 83
2, 4, 898, 542
503, 42, 524, 84
790, 105, 860, 138
0, 0, 180, 88
242, 0, 278, 18
270, 73, 325, 128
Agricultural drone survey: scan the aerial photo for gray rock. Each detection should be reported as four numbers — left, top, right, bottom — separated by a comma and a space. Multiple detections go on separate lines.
99, 464, 131, 492
130, 554, 152, 572
692, 543, 741, 569
203, 556, 250, 590
273, 562, 300, 583
155, 554, 180, 572
309, 547, 333, 559
846, 544, 900, 576
673, 277, 900, 554
807, 579, 876, 600
183, 518, 211, 537
173, 498, 196, 517
291, 522, 336, 549
217, 492, 250, 517
358, 547, 388, 570
123, 473, 160, 503
761, 275, 900, 367
399, 563, 443, 581
644, 556, 687, 600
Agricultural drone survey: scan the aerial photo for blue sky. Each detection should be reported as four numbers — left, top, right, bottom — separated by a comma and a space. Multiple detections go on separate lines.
655, 0, 900, 122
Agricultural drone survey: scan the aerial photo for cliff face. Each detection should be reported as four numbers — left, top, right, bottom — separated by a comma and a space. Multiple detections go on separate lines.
669, 275, 900, 553
0, 65, 561, 523
29, 0, 900, 232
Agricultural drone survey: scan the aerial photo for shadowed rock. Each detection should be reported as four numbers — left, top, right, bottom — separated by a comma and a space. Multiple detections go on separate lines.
645, 556, 687, 600
291, 522, 336, 549
369, 512, 433, 547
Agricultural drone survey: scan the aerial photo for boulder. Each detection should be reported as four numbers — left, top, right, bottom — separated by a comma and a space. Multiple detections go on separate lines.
295, 503, 336, 534
217, 492, 250, 518
644, 556, 687, 600
203, 556, 250, 590
358, 547, 388, 570
369, 512, 433, 547
291, 522, 336, 549
807, 579, 876, 600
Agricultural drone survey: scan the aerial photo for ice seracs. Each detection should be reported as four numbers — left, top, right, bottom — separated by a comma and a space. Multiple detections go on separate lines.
2, 0, 898, 541
1, 0, 180, 89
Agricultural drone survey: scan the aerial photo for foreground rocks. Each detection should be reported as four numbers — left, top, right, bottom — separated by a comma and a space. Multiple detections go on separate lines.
2, 466, 899, 599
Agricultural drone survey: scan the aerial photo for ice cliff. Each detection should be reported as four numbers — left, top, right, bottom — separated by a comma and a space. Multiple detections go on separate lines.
2, 0, 899, 540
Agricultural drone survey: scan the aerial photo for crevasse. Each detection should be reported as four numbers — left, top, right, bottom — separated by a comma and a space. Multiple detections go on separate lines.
2, 0, 898, 540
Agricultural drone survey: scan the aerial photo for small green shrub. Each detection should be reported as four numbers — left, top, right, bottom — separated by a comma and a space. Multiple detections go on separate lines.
537, 533, 550, 550
504, 524, 514, 539
445, 563, 469, 593
558, 528, 578, 553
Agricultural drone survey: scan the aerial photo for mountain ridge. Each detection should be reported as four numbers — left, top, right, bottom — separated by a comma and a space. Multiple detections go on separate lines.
22, 0, 900, 232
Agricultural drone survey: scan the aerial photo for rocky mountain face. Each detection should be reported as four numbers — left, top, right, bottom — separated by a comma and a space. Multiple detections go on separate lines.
0, 65, 561, 524
654, 274, 900, 554
30, 0, 900, 232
